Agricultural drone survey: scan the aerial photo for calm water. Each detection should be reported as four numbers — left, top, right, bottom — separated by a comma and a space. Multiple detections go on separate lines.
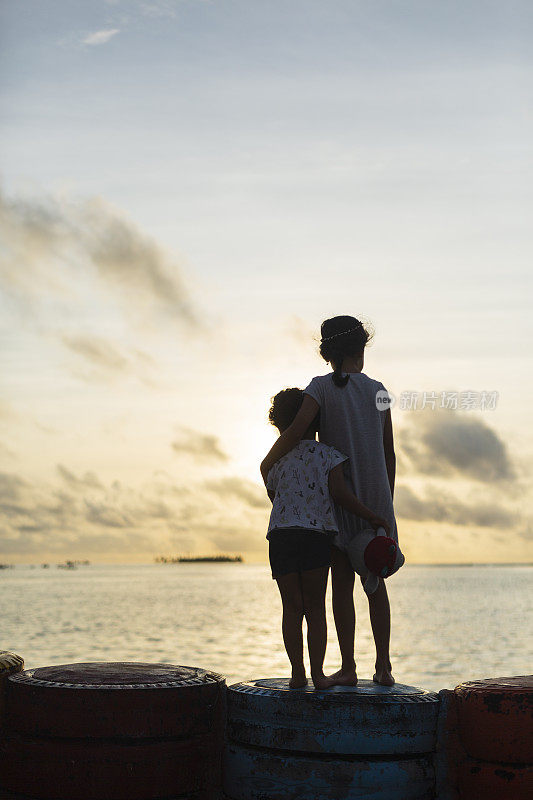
1, 564, 531, 691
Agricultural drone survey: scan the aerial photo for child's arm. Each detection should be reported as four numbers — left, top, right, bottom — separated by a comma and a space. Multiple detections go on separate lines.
328, 464, 391, 535
383, 408, 396, 500
260, 394, 320, 485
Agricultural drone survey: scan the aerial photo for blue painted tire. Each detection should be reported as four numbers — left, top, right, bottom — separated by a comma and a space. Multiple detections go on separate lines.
223, 743, 435, 800
227, 678, 439, 755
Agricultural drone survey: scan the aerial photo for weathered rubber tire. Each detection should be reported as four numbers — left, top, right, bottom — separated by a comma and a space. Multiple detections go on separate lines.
0, 787, 214, 800
0, 790, 212, 800
0, 652, 24, 728
0, 734, 220, 800
6, 662, 225, 739
227, 678, 439, 755
223, 742, 435, 800
454, 675, 533, 764
457, 757, 533, 800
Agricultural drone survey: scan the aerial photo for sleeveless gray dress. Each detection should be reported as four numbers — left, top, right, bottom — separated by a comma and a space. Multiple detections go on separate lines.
304, 371, 399, 552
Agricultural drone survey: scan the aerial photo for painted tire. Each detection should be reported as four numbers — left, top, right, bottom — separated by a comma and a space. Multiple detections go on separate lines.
1, 662, 225, 800
454, 675, 533, 764
0, 792, 209, 800
0, 652, 24, 729
223, 743, 435, 800
457, 757, 533, 800
6, 662, 225, 738
0, 734, 221, 800
227, 678, 439, 755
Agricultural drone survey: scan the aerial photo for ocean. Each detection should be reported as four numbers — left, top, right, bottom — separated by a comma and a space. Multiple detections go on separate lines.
1, 563, 531, 691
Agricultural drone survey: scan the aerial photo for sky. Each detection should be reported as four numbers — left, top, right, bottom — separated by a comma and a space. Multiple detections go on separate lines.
1, 0, 532, 564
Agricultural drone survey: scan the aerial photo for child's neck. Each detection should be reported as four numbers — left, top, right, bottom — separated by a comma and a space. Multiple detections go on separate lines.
338, 355, 363, 373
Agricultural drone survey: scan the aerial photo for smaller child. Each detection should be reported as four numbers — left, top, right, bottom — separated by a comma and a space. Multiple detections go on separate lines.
266, 388, 390, 689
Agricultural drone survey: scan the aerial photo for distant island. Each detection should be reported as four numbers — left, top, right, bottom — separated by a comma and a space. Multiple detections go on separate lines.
155, 554, 243, 564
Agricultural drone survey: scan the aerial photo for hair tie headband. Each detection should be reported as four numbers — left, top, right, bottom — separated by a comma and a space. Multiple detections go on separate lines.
321, 323, 362, 342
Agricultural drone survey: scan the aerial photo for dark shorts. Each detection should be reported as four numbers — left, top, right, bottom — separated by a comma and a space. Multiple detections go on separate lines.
268, 527, 332, 579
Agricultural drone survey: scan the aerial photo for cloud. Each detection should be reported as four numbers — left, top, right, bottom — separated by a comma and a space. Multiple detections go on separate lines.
395, 483, 517, 529
0, 466, 267, 560
0, 186, 200, 329
61, 335, 129, 372
284, 315, 318, 349
83, 199, 198, 325
84, 499, 133, 528
83, 29, 120, 46
139, 2, 178, 18
398, 409, 515, 483
59, 333, 157, 384
205, 476, 270, 509
171, 428, 229, 462
57, 465, 104, 492
0, 472, 28, 504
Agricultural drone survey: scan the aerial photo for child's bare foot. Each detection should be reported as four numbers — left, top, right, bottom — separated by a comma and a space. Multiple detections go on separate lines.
289, 670, 308, 689
373, 661, 395, 686
328, 663, 358, 686
311, 673, 335, 690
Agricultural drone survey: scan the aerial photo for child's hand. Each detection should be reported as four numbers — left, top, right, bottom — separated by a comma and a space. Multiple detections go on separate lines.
369, 516, 391, 536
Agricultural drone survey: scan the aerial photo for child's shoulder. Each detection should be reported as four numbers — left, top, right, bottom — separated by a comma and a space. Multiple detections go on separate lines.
299, 440, 348, 465
280, 440, 326, 462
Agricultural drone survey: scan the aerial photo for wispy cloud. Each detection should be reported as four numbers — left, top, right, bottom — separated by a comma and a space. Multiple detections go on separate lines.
61, 335, 130, 372
57, 465, 104, 492
83, 29, 120, 46
171, 428, 229, 462
205, 476, 270, 509
59, 333, 157, 385
0, 186, 200, 330
139, 2, 178, 18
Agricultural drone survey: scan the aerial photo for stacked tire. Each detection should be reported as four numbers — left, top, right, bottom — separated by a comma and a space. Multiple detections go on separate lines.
223, 677, 440, 800
0, 652, 24, 727
454, 675, 533, 799
0, 661, 226, 800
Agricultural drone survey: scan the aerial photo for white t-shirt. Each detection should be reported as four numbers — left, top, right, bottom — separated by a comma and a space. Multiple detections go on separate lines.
266, 440, 348, 537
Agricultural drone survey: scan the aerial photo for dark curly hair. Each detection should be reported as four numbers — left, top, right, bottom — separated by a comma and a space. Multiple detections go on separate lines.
268, 387, 319, 434
319, 315, 373, 388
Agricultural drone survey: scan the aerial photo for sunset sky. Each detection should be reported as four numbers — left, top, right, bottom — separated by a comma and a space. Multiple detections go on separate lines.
1, 0, 532, 564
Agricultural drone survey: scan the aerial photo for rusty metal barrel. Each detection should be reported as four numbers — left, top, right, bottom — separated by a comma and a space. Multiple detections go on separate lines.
0, 661, 226, 800
223, 677, 440, 799
454, 675, 533, 799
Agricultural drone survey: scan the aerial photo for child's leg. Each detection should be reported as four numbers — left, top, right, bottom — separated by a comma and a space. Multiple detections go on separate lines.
366, 576, 395, 686
300, 566, 334, 689
275, 572, 307, 688
329, 545, 358, 685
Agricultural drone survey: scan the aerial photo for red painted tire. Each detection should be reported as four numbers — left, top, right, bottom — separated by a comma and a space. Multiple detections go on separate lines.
0, 792, 209, 800
1, 662, 225, 800
0, 734, 221, 800
6, 662, 225, 739
454, 675, 533, 764
458, 757, 533, 800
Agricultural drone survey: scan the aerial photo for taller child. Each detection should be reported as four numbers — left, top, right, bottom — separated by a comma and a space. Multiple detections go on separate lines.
261, 315, 399, 687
